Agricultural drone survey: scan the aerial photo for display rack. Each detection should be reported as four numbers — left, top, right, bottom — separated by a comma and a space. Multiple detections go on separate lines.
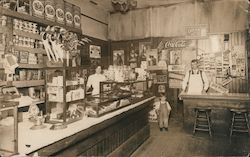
45, 64, 87, 126
0, 4, 83, 111
84, 79, 153, 117
147, 66, 168, 96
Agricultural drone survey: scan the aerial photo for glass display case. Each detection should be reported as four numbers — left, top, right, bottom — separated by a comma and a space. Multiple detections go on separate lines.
84, 79, 153, 117
0, 99, 18, 157
45, 66, 87, 128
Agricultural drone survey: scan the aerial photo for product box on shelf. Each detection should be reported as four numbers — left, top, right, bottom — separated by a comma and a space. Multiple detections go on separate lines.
64, 1, 73, 27
19, 51, 29, 64
28, 53, 37, 64
17, 0, 31, 15
12, 50, 20, 61
44, 0, 55, 21
0, 0, 17, 11
31, 0, 44, 19
73, 5, 81, 29
55, 0, 64, 24
37, 54, 44, 64
19, 70, 26, 80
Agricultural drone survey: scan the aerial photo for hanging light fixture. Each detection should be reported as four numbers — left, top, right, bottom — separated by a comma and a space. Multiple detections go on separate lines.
111, 0, 137, 13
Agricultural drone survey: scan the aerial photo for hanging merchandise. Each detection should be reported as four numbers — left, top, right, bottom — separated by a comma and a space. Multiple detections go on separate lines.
41, 26, 91, 65
45, 0, 55, 21
41, 30, 56, 62
73, 5, 81, 29
64, 1, 73, 27
55, 0, 65, 24
32, 0, 45, 18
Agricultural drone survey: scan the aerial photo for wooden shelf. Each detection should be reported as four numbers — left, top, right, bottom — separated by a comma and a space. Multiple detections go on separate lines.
0, 81, 7, 86
46, 66, 87, 70
13, 45, 46, 55
147, 66, 168, 71
67, 99, 85, 105
0, 7, 82, 34
18, 63, 44, 69
12, 80, 45, 88
13, 30, 41, 40
18, 99, 45, 108
154, 82, 168, 84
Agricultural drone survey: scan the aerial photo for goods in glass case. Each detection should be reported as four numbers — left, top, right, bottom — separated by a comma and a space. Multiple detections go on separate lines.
84, 79, 153, 117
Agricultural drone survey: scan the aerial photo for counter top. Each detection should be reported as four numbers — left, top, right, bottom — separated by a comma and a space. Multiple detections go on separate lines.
179, 92, 250, 101
18, 96, 155, 155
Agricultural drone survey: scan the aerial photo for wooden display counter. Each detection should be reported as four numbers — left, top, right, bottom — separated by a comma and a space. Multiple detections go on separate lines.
180, 93, 250, 134
18, 96, 155, 157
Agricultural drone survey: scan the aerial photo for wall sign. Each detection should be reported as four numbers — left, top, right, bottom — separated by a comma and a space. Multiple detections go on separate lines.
185, 25, 208, 39
89, 45, 101, 59
157, 40, 190, 49
164, 40, 188, 48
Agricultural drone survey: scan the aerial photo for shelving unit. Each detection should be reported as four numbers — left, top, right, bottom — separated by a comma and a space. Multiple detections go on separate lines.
0, 4, 84, 129
12, 80, 45, 88
147, 66, 168, 96
18, 63, 44, 69
45, 64, 87, 125
13, 30, 41, 40
0, 7, 82, 34
13, 46, 46, 55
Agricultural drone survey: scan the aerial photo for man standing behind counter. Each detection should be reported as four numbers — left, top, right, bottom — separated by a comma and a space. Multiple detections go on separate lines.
86, 65, 107, 96
182, 59, 209, 94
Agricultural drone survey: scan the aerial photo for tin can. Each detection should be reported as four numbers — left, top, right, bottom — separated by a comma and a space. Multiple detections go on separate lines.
73, 5, 81, 29
31, 0, 44, 18
55, 0, 64, 24
45, 0, 55, 21
64, 1, 73, 27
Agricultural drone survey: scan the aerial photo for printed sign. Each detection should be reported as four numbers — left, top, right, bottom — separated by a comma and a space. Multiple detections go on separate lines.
89, 45, 101, 59
210, 82, 229, 93
186, 25, 208, 39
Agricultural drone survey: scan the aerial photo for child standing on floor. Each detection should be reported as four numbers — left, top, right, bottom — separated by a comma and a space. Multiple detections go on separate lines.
155, 93, 172, 131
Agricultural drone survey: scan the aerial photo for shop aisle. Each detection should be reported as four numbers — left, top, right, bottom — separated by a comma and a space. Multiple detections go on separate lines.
131, 119, 250, 157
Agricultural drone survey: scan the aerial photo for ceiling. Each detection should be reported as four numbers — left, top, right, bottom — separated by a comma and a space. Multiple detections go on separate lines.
86, 0, 195, 12
85, 0, 247, 13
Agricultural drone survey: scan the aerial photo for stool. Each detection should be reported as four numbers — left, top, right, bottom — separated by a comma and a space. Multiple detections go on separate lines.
193, 108, 212, 137
229, 109, 250, 138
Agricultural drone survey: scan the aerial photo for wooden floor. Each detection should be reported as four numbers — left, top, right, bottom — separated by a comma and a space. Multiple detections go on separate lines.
131, 118, 250, 157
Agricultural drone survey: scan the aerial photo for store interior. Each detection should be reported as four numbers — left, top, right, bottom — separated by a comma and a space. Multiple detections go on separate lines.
0, 0, 250, 156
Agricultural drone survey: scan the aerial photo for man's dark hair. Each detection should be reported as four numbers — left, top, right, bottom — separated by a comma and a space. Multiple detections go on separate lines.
93, 64, 102, 70
191, 59, 198, 63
